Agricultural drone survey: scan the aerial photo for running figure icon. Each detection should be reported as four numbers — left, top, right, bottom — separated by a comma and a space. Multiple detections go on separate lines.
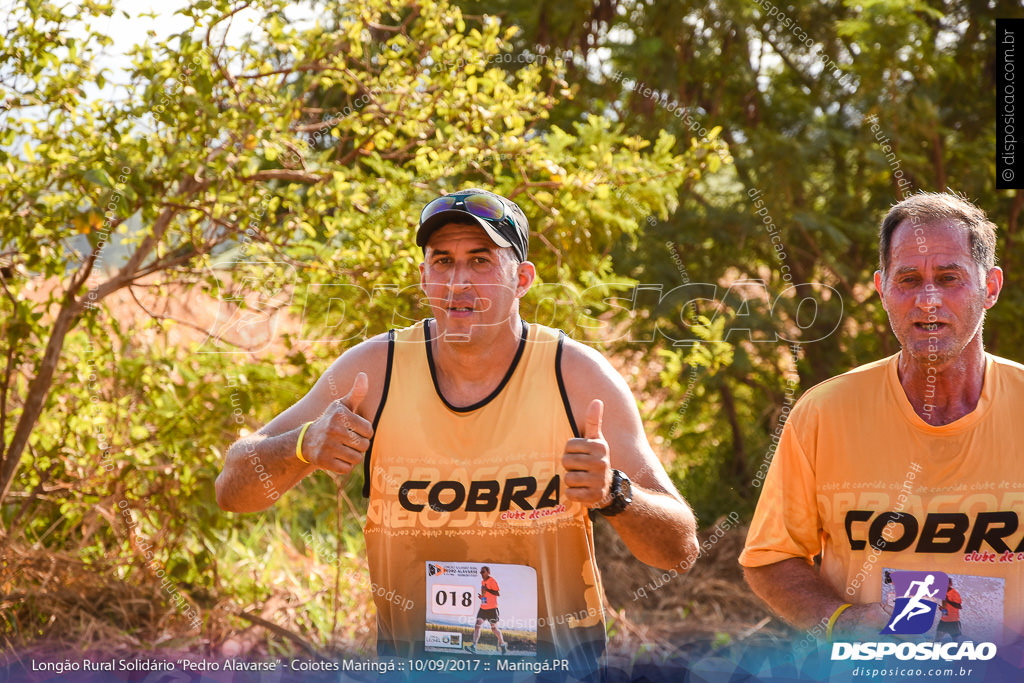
888, 574, 939, 629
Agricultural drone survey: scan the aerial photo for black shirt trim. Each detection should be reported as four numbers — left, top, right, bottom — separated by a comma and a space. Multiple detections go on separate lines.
555, 330, 581, 438
557, 332, 597, 524
362, 329, 395, 498
424, 318, 529, 413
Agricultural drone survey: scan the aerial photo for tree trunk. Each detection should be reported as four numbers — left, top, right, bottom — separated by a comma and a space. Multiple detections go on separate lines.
718, 379, 747, 481
0, 295, 84, 508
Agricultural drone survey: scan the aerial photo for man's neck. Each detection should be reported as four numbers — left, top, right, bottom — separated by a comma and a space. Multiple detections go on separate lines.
431, 315, 524, 407
897, 342, 987, 426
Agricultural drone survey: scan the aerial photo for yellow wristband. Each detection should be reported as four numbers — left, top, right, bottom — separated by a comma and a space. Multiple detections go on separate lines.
826, 603, 853, 641
296, 421, 314, 464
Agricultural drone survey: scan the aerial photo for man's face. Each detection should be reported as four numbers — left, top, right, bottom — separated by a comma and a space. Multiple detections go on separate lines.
874, 219, 1002, 366
480, 568, 489, 580
419, 223, 533, 340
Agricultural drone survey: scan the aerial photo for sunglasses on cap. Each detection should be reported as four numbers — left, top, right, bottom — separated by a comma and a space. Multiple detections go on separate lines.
417, 189, 529, 262
419, 192, 508, 226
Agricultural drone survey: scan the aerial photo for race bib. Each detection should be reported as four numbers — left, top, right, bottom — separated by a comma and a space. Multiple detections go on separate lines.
424, 561, 538, 657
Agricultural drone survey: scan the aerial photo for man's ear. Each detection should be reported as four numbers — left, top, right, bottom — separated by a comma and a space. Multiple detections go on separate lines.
873, 270, 887, 311
984, 266, 1003, 310
515, 261, 536, 298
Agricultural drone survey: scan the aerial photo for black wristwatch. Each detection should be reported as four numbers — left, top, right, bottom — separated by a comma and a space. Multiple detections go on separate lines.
596, 469, 633, 517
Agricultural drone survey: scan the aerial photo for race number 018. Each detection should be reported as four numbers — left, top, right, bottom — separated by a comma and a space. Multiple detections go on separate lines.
431, 584, 474, 616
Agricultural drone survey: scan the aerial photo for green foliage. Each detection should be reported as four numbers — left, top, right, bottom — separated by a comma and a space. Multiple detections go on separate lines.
467, 0, 1024, 521
1, 0, 725, 650
12, 0, 1016, 652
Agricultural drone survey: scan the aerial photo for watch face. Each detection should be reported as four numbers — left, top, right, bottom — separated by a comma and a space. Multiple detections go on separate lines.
598, 470, 632, 516
619, 476, 633, 503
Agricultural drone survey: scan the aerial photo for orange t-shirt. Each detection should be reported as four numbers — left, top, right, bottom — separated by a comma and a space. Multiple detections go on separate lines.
741, 353, 1024, 643
480, 577, 499, 609
943, 588, 962, 622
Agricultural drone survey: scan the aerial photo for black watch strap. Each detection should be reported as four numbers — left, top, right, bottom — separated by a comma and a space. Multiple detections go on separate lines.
596, 469, 632, 517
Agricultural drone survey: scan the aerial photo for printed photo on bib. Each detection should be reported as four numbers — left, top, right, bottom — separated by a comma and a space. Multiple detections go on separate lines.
424, 561, 537, 657
881, 567, 1004, 642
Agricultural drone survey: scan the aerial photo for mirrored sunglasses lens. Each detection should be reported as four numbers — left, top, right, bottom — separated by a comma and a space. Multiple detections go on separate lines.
463, 194, 504, 221
420, 196, 458, 223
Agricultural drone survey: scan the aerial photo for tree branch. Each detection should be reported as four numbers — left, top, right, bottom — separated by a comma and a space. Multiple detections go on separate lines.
205, 1, 251, 98
235, 62, 332, 81
753, 23, 815, 91
718, 379, 747, 481
125, 283, 257, 351
241, 169, 323, 184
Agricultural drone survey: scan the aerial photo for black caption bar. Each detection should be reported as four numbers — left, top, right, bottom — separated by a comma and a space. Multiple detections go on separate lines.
998, 19, 1023, 190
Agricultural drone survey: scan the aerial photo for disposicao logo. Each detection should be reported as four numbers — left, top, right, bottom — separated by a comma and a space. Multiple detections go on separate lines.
831, 570, 997, 663
831, 641, 996, 662
881, 570, 948, 635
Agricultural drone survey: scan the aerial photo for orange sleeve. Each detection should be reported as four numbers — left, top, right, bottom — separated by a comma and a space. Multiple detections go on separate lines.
739, 410, 823, 568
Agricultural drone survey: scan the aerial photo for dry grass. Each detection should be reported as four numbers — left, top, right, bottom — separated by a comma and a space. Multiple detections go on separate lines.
1, 542, 197, 656
0, 530, 383, 665
2, 518, 793, 664
595, 517, 792, 659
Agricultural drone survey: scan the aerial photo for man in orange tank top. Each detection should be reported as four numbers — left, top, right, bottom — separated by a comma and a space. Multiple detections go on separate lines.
216, 188, 699, 672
